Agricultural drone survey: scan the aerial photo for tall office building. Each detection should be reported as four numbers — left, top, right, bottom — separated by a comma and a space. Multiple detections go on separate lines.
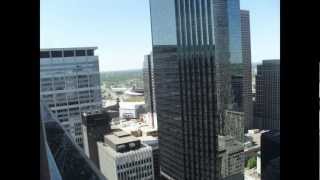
143, 54, 158, 129
149, 0, 244, 179
81, 110, 112, 169
240, 10, 254, 131
254, 60, 280, 130
40, 47, 102, 146
260, 130, 280, 180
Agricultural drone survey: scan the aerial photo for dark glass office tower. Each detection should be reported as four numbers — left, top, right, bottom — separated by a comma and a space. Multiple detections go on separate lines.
149, 0, 243, 179
240, 10, 253, 131
254, 60, 280, 130
81, 110, 111, 169
261, 130, 280, 180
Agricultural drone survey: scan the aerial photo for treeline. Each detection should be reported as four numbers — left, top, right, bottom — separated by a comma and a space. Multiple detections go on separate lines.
100, 69, 143, 88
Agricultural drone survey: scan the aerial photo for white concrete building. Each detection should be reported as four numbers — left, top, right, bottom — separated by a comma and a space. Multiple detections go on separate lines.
256, 151, 261, 175
98, 131, 154, 180
142, 112, 158, 129
40, 47, 102, 146
244, 168, 260, 180
119, 102, 145, 119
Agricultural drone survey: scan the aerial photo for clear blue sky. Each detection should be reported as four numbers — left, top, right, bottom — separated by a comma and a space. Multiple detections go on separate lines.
41, 0, 279, 72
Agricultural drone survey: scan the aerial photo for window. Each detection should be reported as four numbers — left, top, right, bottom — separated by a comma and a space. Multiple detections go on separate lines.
75, 50, 86, 56
87, 49, 94, 56
51, 51, 63, 57
40, 51, 50, 58
68, 101, 79, 106
59, 118, 68, 123
64, 50, 74, 57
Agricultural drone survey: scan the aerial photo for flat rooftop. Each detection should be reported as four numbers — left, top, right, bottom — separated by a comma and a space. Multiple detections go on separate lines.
112, 119, 157, 132
105, 132, 139, 145
218, 135, 244, 153
40, 47, 98, 51
113, 131, 130, 137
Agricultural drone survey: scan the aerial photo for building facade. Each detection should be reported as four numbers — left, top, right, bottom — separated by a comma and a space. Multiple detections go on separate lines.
254, 60, 280, 130
224, 110, 244, 142
97, 131, 154, 180
81, 110, 112, 169
263, 157, 280, 180
149, 0, 244, 179
231, 75, 243, 112
40, 47, 102, 146
260, 130, 280, 180
240, 10, 254, 131
218, 136, 244, 180
119, 102, 145, 119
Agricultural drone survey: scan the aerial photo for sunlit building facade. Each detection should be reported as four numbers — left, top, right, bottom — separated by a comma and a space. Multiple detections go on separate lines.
40, 47, 102, 146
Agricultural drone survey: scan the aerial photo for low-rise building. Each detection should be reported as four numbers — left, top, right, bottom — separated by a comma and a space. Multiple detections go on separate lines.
244, 129, 269, 162
224, 110, 245, 142
119, 102, 145, 119
244, 168, 260, 180
112, 119, 159, 180
218, 136, 245, 180
97, 131, 154, 180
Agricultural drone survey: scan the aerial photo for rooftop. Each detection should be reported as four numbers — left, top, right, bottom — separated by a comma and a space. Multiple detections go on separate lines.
40, 47, 98, 51
262, 130, 280, 144
105, 132, 139, 146
113, 131, 130, 137
112, 119, 157, 135
119, 102, 145, 109
218, 135, 244, 152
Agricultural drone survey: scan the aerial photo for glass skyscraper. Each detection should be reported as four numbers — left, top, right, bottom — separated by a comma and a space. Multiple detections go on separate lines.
149, 0, 244, 179
240, 10, 254, 131
254, 60, 280, 130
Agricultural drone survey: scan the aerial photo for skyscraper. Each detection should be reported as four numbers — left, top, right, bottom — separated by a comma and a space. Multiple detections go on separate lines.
143, 54, 157, 129
149, 0, 244, 179
240, 10, 254, 131
254, 60, 280, 130
144, 54, 154, 114
81, 110, 112, 169
40, 47, 102, 147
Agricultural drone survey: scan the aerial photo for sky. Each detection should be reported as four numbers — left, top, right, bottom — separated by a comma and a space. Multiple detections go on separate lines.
40, 0, 279, 72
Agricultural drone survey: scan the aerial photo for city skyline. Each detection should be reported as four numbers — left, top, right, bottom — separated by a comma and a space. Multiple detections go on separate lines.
40, 1, 280, 179
40, 0, 279, 72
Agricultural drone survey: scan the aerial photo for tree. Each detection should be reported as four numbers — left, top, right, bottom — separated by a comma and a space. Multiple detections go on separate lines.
246, 156, 257, 169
